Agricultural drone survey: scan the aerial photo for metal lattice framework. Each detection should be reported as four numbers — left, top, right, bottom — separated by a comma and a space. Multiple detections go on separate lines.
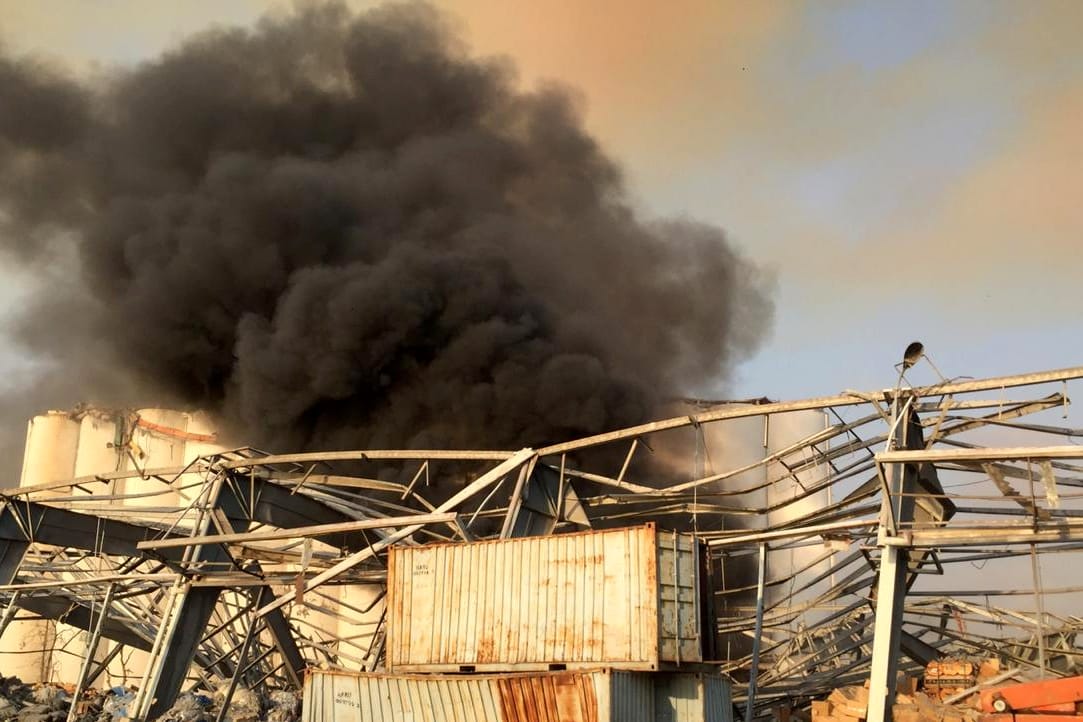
1, 364, 1082, 720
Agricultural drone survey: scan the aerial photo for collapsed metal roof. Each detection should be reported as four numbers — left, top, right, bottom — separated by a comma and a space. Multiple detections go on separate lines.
1, 364, 1082, 720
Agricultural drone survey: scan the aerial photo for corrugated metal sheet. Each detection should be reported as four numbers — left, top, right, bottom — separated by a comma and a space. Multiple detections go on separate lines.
704, 673, 734, 722
658, 531, 702, 663
656, 673, 734, 722
302, 669, 731, 722
608, 671, 655, 722
496, 673, 600, 722
387, 523, 702, 672
302, 669, 502, 722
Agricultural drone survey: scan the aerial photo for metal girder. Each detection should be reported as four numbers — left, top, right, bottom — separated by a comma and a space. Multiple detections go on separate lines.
504, 464, 591, 538
537, 365, 1083, 456
0, 474, 342, 716
141, 480, 252, 720
260, 583, 305, 689
0, 538, 29, 585
899, 629, 941, 666
254, 449, 536, 620
219, 472, 376, 552
66, 583, 115, 722
877, 446, 1083, 464
9, 590, 233, 679
138, 477, 314, 717
0, 500, 186, 563
745, 543, 768, 722
136, 512, 459, 553
0, 362, 1077, 711
13, 594, 153, 650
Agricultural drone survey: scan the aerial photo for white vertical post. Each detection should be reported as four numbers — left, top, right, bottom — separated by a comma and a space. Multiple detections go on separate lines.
866, 544, 905, 722
867, 396, 909, 722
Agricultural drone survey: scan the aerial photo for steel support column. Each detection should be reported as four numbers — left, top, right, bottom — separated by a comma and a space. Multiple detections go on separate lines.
214, 588, 268, 722
867, 398, 916, 722
136, 474, 248, 721
745, 542, 768, 722
866, 542, 908, 722
136, 473, 319, 718
260, 586, 305, 689
66, 583, 116, 722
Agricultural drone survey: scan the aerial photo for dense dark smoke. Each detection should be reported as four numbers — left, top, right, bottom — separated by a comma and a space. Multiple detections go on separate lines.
0, 2, 772, 465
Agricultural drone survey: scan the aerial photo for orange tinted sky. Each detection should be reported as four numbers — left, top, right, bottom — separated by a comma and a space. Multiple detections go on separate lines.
1, 0, 1081, 397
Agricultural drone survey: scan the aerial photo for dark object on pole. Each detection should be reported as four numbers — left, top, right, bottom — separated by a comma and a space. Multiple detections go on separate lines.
902, 342, 924, 370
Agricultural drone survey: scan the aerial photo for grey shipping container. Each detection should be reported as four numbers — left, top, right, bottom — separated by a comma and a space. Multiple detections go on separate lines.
387, 523, 703, 672
302, 668, 733, 722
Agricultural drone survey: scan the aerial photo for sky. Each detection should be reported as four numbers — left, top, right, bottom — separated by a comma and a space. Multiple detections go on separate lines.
0, 0, 1081, 403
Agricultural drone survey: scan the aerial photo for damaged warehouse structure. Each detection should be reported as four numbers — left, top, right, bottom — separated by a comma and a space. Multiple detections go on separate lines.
0, 364, 1082, 720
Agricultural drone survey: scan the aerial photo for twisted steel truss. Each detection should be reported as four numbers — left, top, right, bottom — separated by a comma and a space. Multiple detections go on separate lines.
1, 364, 1081, 719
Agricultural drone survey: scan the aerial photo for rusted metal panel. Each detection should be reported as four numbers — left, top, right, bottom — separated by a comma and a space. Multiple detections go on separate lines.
497, 672, 600, 722
387, 523, 702, 672
303, 669, 730, 722
302, 669, 606, 722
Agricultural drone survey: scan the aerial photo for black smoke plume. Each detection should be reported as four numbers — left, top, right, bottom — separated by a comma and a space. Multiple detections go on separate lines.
0, 2, 772, 469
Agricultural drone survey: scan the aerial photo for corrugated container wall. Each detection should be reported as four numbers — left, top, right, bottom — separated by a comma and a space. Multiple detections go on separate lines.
657, 673, 734, 722
387, 524, 702, 672
302, 668, 733, 722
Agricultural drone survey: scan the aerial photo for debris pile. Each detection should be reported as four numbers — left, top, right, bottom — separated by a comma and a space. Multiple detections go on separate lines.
811, 658, 1013, 722
0, 677, 71, 722
151, 686, 299, 722
890, 691, 981, 722
925, 658, 1001, 702
153, 693, 214, 722
0, 677, 300, 722
812, 681, 983, 722
98, 689, 137, 721
263, 691, 300, 722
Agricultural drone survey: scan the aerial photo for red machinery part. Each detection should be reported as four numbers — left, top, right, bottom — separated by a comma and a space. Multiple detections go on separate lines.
980, 676, 1083, 715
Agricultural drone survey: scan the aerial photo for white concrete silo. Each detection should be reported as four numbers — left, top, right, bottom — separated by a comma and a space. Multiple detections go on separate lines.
0, 412, 81, 682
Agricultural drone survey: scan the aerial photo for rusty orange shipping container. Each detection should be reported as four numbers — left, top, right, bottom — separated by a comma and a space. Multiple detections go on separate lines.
387, 523, 704, 672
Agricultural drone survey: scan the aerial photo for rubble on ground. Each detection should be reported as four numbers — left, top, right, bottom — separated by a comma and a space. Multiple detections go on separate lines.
153, 692, 213, 722
810, 658, 1015, 722
812, 684, 981, 722
0, 677, 69, 722
0, 677, 300, 722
